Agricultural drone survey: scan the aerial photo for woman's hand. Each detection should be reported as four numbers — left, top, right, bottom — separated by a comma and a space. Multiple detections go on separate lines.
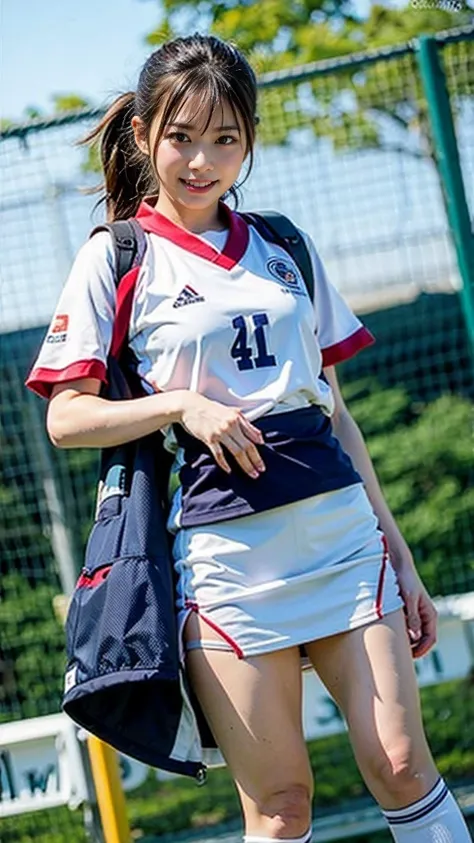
180, 393, 266, 479
393, 552, 438, 659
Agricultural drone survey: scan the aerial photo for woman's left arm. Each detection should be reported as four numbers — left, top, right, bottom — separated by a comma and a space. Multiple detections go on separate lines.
324, 365, 437, 658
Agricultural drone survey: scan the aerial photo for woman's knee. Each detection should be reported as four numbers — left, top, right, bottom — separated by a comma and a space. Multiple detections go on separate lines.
254, 781, 313, 838
359, 736, 437, 806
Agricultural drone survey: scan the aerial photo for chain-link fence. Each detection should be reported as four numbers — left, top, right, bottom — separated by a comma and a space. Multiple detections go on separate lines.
1, 24, 473, 843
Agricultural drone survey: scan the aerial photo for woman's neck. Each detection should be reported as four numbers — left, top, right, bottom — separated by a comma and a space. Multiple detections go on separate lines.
152, 192, 227, 233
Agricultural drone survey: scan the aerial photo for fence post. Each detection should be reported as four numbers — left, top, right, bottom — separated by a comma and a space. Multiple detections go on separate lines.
417, 34, 474, 358
86, 738, 131, 843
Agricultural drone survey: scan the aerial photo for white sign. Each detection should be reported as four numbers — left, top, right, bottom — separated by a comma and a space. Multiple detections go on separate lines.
0, 714, 87, 817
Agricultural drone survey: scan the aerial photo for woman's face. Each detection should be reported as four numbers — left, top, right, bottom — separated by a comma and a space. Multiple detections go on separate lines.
135, 94, 248, 222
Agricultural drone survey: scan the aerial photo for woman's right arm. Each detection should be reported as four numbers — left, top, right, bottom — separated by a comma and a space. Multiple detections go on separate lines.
47, 379, 266, 479
47, 378, 192, 449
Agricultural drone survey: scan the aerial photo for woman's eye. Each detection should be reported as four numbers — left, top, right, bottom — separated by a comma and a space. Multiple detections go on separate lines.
169, 132, 189, 143
217, 135, 237, 145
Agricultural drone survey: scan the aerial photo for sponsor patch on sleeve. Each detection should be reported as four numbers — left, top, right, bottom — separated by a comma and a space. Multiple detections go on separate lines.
46, 313, 69, 344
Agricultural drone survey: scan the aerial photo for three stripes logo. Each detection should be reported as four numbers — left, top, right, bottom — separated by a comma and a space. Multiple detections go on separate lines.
173, 285, 205, 308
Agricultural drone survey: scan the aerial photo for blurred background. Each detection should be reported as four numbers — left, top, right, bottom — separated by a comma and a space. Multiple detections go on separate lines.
1, 1, 474, 842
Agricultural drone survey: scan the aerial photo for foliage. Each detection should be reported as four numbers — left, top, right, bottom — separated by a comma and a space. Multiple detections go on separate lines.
0, 384, 52, 580
342, 383, 474, 595
146, 0, 472, 58
51, 95, 91, 113
0, 807, 88, 843
55, 446, 99, 552
0, 574, 66, 723
144, 1, 473, 158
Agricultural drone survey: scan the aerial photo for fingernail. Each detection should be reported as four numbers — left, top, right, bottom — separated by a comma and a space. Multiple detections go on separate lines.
258, 463, 265, 472
251, 471, 259, 479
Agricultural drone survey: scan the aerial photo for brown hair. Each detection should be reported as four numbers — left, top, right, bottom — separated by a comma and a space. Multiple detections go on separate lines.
82, 34, 258, 221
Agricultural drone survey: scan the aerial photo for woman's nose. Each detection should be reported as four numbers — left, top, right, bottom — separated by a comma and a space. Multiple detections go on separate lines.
188, 149, 213, 171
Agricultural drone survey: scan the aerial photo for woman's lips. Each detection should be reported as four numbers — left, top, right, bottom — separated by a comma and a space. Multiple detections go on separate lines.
180, 179, 217, 193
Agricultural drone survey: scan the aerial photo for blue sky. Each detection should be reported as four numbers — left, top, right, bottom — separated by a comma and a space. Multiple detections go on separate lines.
1, 0, 376, 120
2, 0, 161, 119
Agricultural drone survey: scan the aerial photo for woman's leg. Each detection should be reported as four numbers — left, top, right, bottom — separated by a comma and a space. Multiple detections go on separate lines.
184, 613, 313, 841
304, 608, 471, 840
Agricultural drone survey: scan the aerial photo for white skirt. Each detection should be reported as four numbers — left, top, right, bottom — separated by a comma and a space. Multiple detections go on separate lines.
172, 483, 403, 660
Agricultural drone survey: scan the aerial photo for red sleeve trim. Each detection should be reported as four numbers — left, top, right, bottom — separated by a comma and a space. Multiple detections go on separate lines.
321, 325, 375, 368
25, 359, 107, 400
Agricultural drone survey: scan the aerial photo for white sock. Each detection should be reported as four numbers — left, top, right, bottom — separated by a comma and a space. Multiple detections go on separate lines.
382, 777, 472, 841
244, 827, 312, 843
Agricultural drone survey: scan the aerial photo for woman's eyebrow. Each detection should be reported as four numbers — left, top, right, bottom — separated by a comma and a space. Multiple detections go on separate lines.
168, 121, 240, 132
213, 124, 241, 132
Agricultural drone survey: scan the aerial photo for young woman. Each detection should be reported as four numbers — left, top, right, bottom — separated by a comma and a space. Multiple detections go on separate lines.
26, 34, 471, 843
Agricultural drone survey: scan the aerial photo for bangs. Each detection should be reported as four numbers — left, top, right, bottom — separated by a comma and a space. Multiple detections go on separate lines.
152, 69, 254, 151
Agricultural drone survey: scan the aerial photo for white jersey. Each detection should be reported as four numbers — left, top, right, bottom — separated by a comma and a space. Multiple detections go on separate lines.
26, 201, 374, 418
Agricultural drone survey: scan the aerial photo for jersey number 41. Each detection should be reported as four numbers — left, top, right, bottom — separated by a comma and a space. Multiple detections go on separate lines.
231, 313, 277, 371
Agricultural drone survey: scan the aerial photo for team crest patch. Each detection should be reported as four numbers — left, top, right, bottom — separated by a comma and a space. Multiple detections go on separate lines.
266, 258, 304, 294
46, 313, 69, 344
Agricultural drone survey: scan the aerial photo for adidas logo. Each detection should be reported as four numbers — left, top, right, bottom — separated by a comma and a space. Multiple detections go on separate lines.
173, 285, 205, 308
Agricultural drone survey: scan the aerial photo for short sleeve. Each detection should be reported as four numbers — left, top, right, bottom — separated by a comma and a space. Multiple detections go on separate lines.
25, 232, 117, 399
300, 230, 375, 367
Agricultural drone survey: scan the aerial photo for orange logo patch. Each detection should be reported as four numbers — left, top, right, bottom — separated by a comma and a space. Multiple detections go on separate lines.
51, 314, 69, 333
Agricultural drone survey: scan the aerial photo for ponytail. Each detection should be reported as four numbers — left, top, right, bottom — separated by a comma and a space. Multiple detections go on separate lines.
80, 92, 154, 222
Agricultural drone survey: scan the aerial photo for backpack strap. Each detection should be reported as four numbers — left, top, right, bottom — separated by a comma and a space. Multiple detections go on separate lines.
90, 219, 147, 370
242, 211, 314, 301
91, 219, 147, 289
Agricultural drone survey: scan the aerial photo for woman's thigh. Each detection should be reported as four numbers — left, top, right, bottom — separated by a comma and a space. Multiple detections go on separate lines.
184, 613, 313, 838
304, 608, 438, 809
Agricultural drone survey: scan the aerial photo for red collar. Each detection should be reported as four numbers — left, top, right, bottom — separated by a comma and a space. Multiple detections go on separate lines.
135, 200, 249, 270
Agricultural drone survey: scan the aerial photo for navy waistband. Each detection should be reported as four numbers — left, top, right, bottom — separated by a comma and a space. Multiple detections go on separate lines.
175, 405, 362, 528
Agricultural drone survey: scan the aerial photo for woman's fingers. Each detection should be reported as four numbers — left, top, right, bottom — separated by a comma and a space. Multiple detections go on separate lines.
209, 442, 232, 474
196, 403, 265, 478
239, 415, 265, 444
411, 596, 438, 659
221, 433, 265, 478
404, 593, 422, 646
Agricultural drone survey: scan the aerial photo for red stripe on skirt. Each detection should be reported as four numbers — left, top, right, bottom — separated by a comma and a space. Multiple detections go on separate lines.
185, 601, 245, 659
375, 535, 389, 619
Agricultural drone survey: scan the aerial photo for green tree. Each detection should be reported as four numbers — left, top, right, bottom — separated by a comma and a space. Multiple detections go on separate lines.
144, 1, 473, 157
147, 0, 472, 59
51, 94, 92, 113
0, 574, 66, 722
344, 381, 474, 596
